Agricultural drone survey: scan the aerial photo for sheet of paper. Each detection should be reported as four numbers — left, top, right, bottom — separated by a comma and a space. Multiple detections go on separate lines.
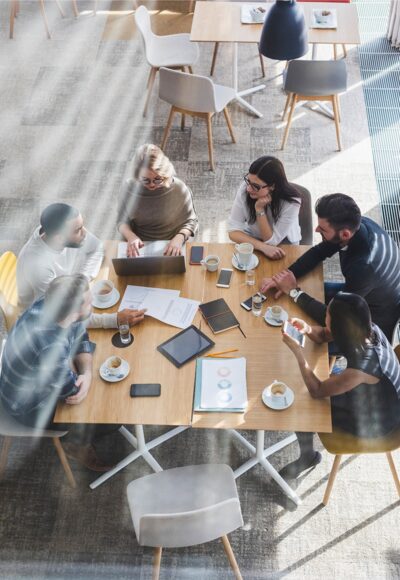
118, 285, 179, 311
117, 241, 186, 258
200, 358, 247, 409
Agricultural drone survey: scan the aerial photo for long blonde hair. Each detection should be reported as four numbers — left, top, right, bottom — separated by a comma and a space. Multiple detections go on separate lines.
132, 144, 175, 185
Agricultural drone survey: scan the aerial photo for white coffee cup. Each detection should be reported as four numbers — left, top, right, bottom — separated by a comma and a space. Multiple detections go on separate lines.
270, 380, 288, 406
234, 242, 254, 268
201, 255, 220, 272
270, 305, 283, 321
105, 355, 122, 376
93, 280, 114, 303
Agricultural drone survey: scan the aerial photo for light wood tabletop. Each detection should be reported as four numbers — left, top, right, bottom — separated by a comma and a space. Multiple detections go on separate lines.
55, 242, 331, 434
190, 2, 360, 46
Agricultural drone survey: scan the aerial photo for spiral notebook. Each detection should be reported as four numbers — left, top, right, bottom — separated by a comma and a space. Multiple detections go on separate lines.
193, 357, 247, 413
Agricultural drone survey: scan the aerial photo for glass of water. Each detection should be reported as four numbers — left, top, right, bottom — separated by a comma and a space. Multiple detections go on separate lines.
246, 269, 256, 286
252, 294, 263, 317
118, 323, 131, 345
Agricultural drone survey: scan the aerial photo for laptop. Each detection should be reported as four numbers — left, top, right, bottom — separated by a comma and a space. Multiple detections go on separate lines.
112, 241, 186, 276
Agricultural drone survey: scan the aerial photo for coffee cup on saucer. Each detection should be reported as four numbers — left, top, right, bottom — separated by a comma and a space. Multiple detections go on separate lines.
270, 380, 288, 407
234, 242, 254, 269
270, 305, 283, 322
93, 280, 114, 304
201, 255, 220, 272
105, 355, 123, 376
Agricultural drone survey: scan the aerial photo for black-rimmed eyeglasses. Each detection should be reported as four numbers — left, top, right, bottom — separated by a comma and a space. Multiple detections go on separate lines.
139, 176, 165, 186
243, 174, 270, 193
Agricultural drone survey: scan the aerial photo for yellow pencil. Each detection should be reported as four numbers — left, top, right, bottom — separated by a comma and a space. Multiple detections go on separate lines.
206, 349, 239, 357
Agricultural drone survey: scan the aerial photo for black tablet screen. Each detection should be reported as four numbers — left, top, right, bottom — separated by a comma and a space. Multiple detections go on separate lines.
159, 326, 213, 366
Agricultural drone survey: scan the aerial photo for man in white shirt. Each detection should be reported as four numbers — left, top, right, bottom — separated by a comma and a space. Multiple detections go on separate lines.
17, 203, 145, 329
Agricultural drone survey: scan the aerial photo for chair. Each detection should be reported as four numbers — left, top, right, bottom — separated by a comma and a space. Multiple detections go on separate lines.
0, 252, 18, 330
299, 0, 350, 59
281, 59, 347, 152
294, 184, 313, 245
134, 5, 199, 117
159, 67, 236, 172
9, 0, 79, 40
127, 464, 243, 580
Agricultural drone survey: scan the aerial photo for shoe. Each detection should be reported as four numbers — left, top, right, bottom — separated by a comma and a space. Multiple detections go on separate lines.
279, 451, 322, 480
63, 443, 115, 472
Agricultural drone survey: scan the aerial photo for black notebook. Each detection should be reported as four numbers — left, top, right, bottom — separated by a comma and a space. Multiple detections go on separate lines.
199, 298, 240, 334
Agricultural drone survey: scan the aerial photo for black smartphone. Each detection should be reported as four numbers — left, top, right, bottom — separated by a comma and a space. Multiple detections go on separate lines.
283, 321, 305, 348
130, 384, 161, 397
190, 246, 204, 265
241, 292, 267, 311
216, 268, 233, 288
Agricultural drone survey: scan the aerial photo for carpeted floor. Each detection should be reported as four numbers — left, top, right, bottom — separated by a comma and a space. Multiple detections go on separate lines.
0, 1, 399, 578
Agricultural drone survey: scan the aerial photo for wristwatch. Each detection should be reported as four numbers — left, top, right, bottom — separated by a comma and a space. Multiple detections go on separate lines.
256, 210, 265, 217
289, 287, 303, 302
177, 232, 188, 243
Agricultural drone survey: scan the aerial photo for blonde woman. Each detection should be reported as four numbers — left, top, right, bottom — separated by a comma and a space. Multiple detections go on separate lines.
118, 144, 198, 257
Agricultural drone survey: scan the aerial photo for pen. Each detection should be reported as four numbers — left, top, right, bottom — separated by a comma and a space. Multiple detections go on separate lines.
238, 326, 247, 339
206, 349, 239, 357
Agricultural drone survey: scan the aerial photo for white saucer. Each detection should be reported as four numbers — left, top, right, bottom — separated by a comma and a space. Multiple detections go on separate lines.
99, 359, 130, 382
264, 307, 288, 327
232, 253, 259, 271
262, 384, 294, 410
92, 288, 120, 309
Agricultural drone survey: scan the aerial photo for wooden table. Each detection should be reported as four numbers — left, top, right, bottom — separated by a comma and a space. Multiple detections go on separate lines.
55, 242, 331, 501
190, 2, 360, 117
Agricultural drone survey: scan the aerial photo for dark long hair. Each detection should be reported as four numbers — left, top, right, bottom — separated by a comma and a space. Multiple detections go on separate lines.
328, 292, 376, 356
245, 156, 300, 224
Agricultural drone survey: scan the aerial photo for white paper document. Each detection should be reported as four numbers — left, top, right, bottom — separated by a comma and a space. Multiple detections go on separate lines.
200, 358, 247, 410
117, 241, 186, 258
119, 285, 199, 329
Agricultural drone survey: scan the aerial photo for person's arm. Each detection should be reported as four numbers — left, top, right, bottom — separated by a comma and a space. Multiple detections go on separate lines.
263, 201, 301, 246
343, 261, 375, 297
65, 352, 92, 405
289, 240, 339, 279
118, 223, 144, 258
86, 309, 146, 329
290, 317, 331, 344
164, 183, 199, 257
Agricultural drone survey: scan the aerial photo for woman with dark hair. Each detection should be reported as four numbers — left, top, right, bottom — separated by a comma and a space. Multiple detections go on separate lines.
228, 156, 302, 260
279, 292, 400, 479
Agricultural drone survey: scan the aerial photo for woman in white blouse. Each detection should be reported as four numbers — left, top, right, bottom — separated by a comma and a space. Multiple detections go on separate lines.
228, 156, 302, 260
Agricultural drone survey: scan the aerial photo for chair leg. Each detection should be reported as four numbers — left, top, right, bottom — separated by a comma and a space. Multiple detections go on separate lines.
55, 0, 65, 18
323, 454, 342, 505
161, 107, 175, 150
335, 94, 341, 123
143, 67, 157, 117
71, 0, 79, 18
282, 92, 292, 121
221, 535, 243, 580
9, 0, 17, 39
188, 66, 193, 74
281, 93, 297, 150
258, 51, 265, 77
223, 107, 236, 143
333, 44, 338, 60
38, 0, 51, 39
342, 44, 347, 58
181, 113, 185, 131
52, 438, 77, 488
206, 113, 215, 172
331, 95, 342, 151
0, 436, 12, 478
152, 547, 162, 580
386, 452, 400, 496
210, 42, 219, 76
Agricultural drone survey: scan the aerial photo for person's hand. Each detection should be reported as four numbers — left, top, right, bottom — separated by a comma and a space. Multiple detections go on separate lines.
282, 327, 304, 359
260, 276, 276, 293
272, 269, 298, 295
164, 235, 184, 257
126, 237, 144, 258
261, 245, 286, 261
66, 373, 92, 405
290, 317, 311, 335
254, 192, 272, 212
117, 308, 147, 327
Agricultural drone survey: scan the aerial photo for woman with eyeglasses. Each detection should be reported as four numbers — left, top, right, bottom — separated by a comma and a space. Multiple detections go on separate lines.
228, 156, 302, 260
118, 144, 198, 257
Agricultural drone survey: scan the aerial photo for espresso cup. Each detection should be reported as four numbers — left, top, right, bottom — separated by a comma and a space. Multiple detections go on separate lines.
201, 255, 220, 272
234, 242, 254, 268
106, 356, 122, 376
93, 280, 114, 303
270, 305, 283, 321
270, 381, 288, 406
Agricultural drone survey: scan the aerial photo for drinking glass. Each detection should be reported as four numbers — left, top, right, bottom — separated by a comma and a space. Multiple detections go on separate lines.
118, 323, 131, 345
246, 269, 255, 286
252, 294, 263, 317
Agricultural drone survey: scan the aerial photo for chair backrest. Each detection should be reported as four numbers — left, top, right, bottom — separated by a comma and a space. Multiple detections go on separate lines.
159, 68, 217, 113
285, 60, 347, 96
293, 184, 313, 245
134, 5, 155, 62
0, 252, 18, 330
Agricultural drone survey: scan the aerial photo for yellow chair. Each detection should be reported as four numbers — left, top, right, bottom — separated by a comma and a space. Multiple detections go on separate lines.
0, 252, 18, 330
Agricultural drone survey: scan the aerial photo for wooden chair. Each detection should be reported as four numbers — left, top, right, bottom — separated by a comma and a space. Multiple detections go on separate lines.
0, 252, 18, 330
9, 0, 79, 40
299, 0, 351, 59
281, 59, 347, 152
159, 67, 236, 172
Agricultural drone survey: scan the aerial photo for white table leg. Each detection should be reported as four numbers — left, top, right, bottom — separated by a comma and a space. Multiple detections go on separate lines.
89, 424, 189, 490
231, 429, 301, 505
232, 42, 265, 118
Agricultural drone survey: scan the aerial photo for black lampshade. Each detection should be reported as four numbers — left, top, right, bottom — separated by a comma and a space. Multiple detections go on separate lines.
259, 0, 308, 61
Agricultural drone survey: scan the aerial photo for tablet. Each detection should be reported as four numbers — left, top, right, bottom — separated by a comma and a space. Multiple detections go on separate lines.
157, 325, 215, 368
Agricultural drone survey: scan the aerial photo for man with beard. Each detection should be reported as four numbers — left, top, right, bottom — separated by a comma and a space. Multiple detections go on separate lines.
261, 193, 400, 340
0, 275, 113, 471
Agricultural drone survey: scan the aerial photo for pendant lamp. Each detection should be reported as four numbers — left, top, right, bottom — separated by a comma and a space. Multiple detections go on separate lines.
259, 0, 308, 61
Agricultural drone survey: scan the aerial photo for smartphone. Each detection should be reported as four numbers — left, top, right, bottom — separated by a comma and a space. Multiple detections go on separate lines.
216, 268, 233, 288
190, 246, 204, 265
130, 384, 161, 397
241, 292, 267, 311
283, 321, 305, 348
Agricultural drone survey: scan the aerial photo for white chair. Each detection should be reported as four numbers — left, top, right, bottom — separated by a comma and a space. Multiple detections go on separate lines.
127, 464, 244, 580
135, 5, 199, 117
159, 67, 236, 172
